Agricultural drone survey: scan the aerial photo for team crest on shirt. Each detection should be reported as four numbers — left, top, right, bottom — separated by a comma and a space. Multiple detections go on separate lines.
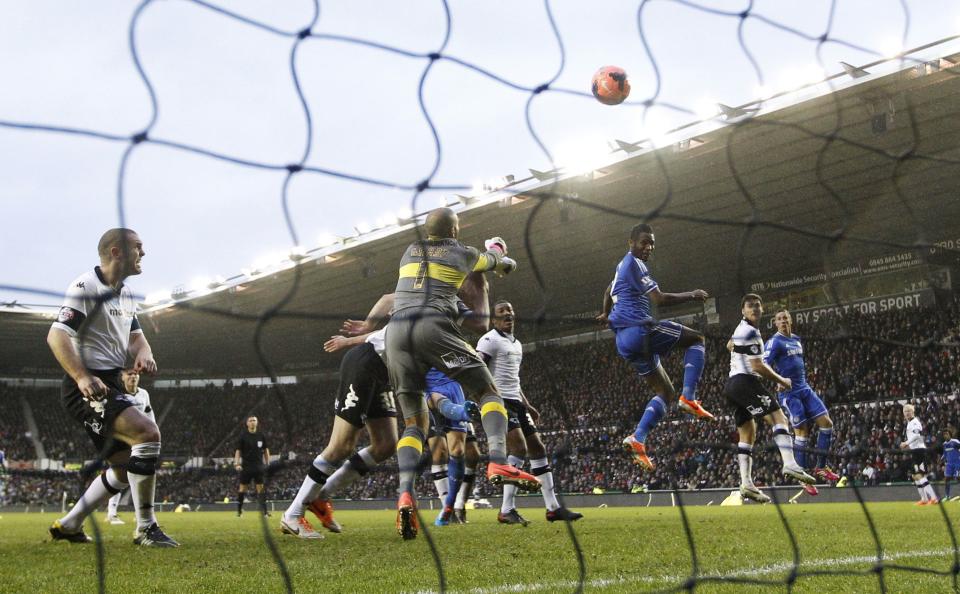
57, 307, 75, 323
85, 419, 103, 435
257, 441, 263, 448
749, 344, 761, 355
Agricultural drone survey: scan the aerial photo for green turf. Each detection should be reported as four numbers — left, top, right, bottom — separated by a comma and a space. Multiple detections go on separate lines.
1, 502, 958, 593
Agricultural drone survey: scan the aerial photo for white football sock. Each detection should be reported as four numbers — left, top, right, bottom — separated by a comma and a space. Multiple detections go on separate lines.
128, 442, 160, 531
285, 455, 339, 520
60, 468, 127, 532
737, 442, 754, 487
530, 457, 560, 511
107, 490, 123, 517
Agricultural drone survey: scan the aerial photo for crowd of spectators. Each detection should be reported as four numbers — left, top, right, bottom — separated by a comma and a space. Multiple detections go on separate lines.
0, 388, 34, 460
1, 297, 957, 505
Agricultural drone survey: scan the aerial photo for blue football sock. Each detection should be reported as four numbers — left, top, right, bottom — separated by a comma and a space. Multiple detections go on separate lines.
445, 455, 464, 508
634, 395, 667, 443
681, 344, 706, 400
816, 428, 832, 468
436, 396, 469, 422
794, 437, 808, 469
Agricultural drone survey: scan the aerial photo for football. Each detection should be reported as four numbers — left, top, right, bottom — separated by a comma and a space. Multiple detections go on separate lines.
591, 65, 630, 105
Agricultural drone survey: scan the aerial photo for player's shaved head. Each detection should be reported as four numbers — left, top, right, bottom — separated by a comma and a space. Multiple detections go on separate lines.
425, 208, 458, 239
98, 228, 136, 260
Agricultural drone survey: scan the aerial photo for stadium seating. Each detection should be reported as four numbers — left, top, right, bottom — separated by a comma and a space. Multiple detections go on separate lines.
2, 299, 957, 505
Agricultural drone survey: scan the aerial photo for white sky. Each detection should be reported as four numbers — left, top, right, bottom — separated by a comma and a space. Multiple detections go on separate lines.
1, 0, 958, 306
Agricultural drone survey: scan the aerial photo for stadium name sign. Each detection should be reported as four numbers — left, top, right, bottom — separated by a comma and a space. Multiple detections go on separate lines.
764, 289, 935, 329
750, 251, 923, 293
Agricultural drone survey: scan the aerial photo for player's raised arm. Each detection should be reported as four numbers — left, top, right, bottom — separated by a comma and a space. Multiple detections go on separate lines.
472, 236, 517, 276
324, 332, 373, 353
647, 286, 709, 307
458, 271, 490, 335
342, 292, 396, 336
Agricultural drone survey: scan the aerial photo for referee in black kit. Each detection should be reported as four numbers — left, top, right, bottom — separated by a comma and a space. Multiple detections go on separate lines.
234, 416, 271, 517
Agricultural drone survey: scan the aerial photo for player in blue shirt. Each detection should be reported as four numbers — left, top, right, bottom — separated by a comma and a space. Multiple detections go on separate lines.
763, 309, 840, 490
598, 223, 714, 471
424, 368, 480, 526
941, 429, 960, 501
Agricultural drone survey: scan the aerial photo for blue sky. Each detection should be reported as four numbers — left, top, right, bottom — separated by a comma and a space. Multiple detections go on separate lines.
1, 0, 958, 306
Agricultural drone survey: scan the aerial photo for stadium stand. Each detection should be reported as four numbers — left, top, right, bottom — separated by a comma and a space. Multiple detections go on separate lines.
1, 299, 957, 506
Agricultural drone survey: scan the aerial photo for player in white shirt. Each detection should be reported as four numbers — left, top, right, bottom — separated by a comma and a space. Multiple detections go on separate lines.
899, 404, 939, 505
477, 301, 582, 525
47, 228, 176, 547
106, 369, 155, 524
722, 294, 815, 503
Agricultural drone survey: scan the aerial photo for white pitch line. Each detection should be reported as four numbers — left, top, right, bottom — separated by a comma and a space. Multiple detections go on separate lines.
405, 548, 957, 594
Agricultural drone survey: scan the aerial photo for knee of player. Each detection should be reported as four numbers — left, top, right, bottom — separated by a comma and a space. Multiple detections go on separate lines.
370, 441, 396, 462
324, 443, 354, 463
465, 441, 481, 464
137, 424, 161, 444
526, 436, 547, 459
818, 416, 834, 429
448, 441, 465, 458
509, 442, 528, 459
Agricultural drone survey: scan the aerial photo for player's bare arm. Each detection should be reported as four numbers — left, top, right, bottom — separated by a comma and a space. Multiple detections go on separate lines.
342, 292, 396, 336
128, 332, 157, 374
324, 333, 373, 353
234, 449, 242, 470
263, 448, 271, 466
648, 286, 709, 307
458, 272, 490, 335
748, 357, 792, 390
596, 282, 613, 324
47, 326, 108, 399
519, 388, 540, 423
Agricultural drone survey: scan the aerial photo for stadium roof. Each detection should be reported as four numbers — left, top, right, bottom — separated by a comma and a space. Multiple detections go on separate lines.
4, 38, 960, 378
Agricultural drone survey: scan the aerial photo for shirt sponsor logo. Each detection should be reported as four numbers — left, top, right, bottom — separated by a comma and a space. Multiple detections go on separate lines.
441, 351, 472, 370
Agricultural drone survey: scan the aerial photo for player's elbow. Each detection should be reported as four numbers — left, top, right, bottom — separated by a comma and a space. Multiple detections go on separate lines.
464, 317, 489, 334
47, 327, 66, 350
748, 359, 765, 373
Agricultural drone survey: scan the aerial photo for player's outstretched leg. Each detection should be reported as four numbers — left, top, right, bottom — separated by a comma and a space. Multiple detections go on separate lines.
476, 392, 539, 491
623, 364, 677, 470
51, 467, 128, 543
812, 418, 839, 482
766, 412, 815, 486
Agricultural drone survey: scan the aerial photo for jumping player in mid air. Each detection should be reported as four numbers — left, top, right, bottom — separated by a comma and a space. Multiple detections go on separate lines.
723, 294, 815, 503
598, 222, 714, 471
763, 309, 840, 496
385, 208, 538, 540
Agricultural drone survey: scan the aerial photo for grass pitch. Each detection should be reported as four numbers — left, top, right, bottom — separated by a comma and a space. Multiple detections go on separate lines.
1, 502, 958, 593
